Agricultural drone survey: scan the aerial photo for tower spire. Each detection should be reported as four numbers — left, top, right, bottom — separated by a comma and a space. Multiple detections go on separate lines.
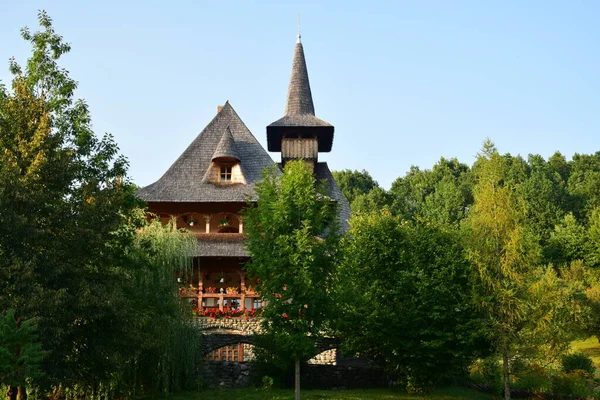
267, 32, 334, 154
297, 14, 301, 43
284, 33, 314, 116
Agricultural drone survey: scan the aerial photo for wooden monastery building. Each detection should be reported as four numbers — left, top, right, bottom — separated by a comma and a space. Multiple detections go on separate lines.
137, 35, 350, 361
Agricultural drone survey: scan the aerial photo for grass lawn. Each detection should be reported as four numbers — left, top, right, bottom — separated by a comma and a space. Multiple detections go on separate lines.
169, 387, 494, 400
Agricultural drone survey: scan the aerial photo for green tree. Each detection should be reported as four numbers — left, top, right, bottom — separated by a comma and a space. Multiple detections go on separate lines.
583, 208, 600, 269
337, 212, 485, 390
567, 152, 600, 219
521, 154, 567, 250
332, 169, 379, 205
0, 311, 45, 400
546, 213, 587, 267
0, 11, 140, 390
464, 140, 540, 400
389, 157, 473, 226
0, 12, 201, 396
351, 186, 393, 214
119, 216, 202, 396
244, 161, 340, 400
548, 151, 571, 184
514, 263, 589, 367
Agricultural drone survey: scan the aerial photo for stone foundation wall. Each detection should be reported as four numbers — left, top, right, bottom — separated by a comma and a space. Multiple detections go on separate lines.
200, 362, 255, 388
307, 348, 337, 365
195, 317, 263, 334
242, 343, 255, 362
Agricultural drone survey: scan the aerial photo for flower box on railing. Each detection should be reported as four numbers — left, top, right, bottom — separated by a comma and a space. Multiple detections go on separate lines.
226, 287, 238, 294
193, 307, 262, 319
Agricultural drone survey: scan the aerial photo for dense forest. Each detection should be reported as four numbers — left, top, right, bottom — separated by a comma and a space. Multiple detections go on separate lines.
332, 144, 600, 397
3, 11, 600, 400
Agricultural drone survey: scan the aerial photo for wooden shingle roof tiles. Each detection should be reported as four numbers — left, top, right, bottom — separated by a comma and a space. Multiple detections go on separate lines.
137, 102, 275, 203
211, 126, 240, 162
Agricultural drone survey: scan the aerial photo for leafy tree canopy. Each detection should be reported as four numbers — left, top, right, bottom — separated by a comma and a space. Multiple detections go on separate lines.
244, 160, 340, 399
0, 12, 200, 396
337, 211, 485, 390
332, 169, 380, 205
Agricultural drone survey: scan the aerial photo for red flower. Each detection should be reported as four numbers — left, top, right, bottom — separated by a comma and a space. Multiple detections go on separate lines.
282, 313, 289, 319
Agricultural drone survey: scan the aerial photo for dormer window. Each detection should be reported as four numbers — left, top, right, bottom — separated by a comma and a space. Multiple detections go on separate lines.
207, 127, 246, 184
220, 165, 232, 181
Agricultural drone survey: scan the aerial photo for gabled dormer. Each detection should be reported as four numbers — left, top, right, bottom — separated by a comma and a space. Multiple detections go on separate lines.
203, 127, 246, 184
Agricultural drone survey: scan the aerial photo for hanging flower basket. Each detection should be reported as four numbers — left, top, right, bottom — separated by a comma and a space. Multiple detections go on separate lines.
187, 218, 198, 227
219, 218, 230, 227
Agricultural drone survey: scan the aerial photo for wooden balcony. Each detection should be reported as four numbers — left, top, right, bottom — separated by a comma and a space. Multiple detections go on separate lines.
180, 288, 261, 311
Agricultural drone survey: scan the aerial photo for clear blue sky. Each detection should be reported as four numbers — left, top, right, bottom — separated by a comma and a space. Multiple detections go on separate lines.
2, 1, 600, 189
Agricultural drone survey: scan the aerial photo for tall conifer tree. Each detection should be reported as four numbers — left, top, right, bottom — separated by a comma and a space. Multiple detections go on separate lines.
465, 140, 540, 400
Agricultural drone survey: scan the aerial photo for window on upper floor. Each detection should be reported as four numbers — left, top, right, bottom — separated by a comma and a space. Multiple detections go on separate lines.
220, 165, 232, 181
253, 299, 262, 309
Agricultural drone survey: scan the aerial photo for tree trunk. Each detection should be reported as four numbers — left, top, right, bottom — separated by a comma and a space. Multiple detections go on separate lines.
503, 349, 511, 400
7, 387, 17, 400
295, 354, 301, 400
16, 387, 26, 400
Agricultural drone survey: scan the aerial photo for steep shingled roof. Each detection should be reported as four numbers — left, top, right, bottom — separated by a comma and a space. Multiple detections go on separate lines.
267, 36, 334, 152
137, 102, 276, 203
284, 37, 315, 116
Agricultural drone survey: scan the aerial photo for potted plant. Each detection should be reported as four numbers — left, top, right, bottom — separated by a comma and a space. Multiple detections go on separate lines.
187, 217, 198, 227
226, 286, 238, 294
205, 286, 216, 293
219, 217, 230, 227
245, 285, 255, 295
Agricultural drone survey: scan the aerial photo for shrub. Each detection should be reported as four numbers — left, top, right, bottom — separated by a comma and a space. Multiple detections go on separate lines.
513, 364, 552, 393
469, 357, 502, 394
561, 352, 596, 377
261, 376, 274, 390
551, 370, 595, 397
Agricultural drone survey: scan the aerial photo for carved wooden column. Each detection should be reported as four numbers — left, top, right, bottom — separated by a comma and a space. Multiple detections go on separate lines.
240, 271, 246, 310
238, 214, 243, 233
204, 214, 211, 233
198, 273, 205, 311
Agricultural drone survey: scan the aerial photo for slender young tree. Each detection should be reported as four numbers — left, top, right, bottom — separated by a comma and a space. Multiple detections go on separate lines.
244, 160, 340, 400
465, 140, 540, 400
0, 311, 46, 400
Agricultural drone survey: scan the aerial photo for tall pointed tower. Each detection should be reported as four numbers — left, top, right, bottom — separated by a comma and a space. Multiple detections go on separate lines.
267, 34, 334, 170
